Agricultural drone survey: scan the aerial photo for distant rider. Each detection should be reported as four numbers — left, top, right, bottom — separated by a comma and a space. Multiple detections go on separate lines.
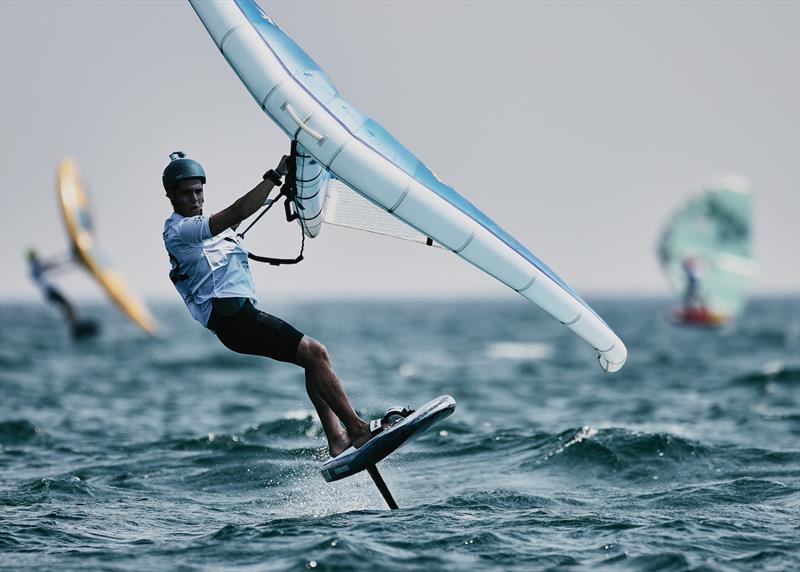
26, 248, 98, 339
161, 151, 388, 457
682, 257, 705, 312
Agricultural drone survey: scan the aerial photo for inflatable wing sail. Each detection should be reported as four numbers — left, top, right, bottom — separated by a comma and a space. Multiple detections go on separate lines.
658, 174, 756, 321
57, 159, 158, 336
189, 0, 627, 372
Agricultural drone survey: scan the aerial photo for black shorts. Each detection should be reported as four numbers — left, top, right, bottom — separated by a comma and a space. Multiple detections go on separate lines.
207, 299, 304, 364
45, 286, 68, 306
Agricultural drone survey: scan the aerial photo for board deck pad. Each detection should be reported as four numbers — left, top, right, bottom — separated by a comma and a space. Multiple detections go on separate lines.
320, 395, 455, 482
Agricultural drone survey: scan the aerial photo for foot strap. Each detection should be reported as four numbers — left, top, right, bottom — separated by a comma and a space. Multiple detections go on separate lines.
368, 405, 415, 436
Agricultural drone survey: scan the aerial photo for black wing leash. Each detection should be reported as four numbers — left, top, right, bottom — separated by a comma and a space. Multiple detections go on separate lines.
237, 140, 305, 266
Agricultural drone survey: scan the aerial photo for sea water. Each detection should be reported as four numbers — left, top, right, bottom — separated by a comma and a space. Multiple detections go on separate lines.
1, 297, 798, 571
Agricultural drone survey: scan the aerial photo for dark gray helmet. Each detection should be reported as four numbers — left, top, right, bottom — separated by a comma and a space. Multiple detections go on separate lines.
162, 151, 206, 191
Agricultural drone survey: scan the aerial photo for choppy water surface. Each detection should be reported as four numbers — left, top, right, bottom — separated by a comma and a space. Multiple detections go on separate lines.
1, 297, 798, 571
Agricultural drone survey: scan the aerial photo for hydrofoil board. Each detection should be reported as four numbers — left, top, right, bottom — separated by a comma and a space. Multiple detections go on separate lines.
321, 395, 455, 483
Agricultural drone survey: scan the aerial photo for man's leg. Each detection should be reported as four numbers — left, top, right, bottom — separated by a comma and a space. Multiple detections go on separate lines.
295, 336, 370, 456
47, 287, 78, 326
304, 371, 350, 457
210, 305, 371, 457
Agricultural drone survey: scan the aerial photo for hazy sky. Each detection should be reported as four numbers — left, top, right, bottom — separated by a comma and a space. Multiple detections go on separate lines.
1, 0, 798, 304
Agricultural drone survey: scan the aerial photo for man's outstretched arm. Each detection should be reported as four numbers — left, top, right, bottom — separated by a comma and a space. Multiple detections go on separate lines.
208, 156, 289, 236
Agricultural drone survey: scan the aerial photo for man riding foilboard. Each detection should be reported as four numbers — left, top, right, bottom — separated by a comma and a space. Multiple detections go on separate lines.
161, 151, 393, 457
26, 248, 98, 339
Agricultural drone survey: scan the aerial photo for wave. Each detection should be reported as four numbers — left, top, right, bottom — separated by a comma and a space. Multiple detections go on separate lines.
741, 324, 800, 348
732, 362, 800, 386
0, 419, 49, 445
144, 413, 324, 456
638, 477, 795, 510
179, 461, 296, 491
429, 424, 800, 486
436, 489, 561, 511
0, 349, 36, 369
242, 415, 321, 440
8, 475, 108, 505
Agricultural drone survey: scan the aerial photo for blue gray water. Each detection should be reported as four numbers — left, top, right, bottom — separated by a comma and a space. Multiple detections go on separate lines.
1, 297, 798, 571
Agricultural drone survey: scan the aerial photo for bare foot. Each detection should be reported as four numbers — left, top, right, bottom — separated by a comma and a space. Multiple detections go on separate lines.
328, 434, 351, 458
350, 422, 373, 449
329, 420, 375, 457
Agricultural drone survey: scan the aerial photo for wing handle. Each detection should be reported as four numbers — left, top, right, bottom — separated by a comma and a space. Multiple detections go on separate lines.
282, 102, 327, 145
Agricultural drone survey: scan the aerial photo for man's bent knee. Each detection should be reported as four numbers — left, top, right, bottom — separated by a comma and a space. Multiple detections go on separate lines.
296, 336, 330, 368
